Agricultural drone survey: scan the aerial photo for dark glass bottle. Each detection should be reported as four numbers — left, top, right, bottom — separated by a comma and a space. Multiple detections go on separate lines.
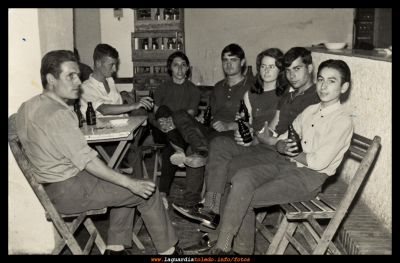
203, 106, 212, 126
73, 100, 83, 127
167, 38, 175, 49
238, 119, 252, 143
239, 99, 250, 122
171, 8, 179, 20
155, 8, 161, 20
151, 38, 158, 50
148, 90, 154, 111
163, 8, 171, 20
86, 102, 96, 125
288, 124, 303, 154
142, 38, 149, 50
176, 36, 183, 50
246, 66, 255, 82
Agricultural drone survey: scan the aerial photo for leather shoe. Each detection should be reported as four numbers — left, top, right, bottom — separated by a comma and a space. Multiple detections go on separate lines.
183, 234, 217, 254
171, 246, 184, 255
104, 249, 132, 255
183, 153, 207, 168
172, 203, 220, 229
209, 246, 233, 255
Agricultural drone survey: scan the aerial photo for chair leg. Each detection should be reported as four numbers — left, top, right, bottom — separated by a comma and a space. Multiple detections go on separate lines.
266, 215, 298, 255
306, 216, 341, 255
131, 208, 146, 251
83, 218, 107, 255
256, 211, 267, 225
51, 213, 86, 255
153, 149, 160, 182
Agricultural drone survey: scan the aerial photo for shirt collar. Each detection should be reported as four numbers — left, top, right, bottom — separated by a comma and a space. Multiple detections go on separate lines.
88, 74, 111, 88
41, 89, 72, 110
223, 76, 247, 87
315, 100, 342, 116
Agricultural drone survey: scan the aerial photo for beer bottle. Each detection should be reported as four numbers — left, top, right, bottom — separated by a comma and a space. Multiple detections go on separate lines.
246, 66, 255, 82
167, 38, 174, 49
73, 100, 83, 127
163, 8, 170, 20
288, 124, 303, 154
86, 102, 96, 125
238, 119, 252, 144
155, 8, 160, 20
239, 99, 249, 122
203, 106, 212, 126
148, 90, 154, 111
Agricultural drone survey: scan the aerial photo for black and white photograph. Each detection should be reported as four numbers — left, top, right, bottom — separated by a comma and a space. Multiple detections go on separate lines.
8, 8, 391, 256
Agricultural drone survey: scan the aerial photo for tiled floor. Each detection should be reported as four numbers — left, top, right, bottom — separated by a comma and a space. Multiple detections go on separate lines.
61, 150, 345, 255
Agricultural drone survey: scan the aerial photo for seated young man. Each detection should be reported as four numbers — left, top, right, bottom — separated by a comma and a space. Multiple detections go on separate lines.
209, 59, 354, 255
157, 43, 255, 207
80, 44, 153, 176
12, 50, 182, 255
172, 47, 320, 253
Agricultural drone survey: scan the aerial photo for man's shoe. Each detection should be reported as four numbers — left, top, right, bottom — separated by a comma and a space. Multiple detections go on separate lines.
183, 153, 207, 168
171, 246, 184, 255
183, 234, 217, 254
172, 203, 220, 229
209, 246, 233, 255
170, 141, 186, 168
104, 249, 132, 255
170, 151, 186, 168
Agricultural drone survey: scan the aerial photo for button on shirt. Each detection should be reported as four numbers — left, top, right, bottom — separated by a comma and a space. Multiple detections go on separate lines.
277, 101, 354, 176
80, 74, 127, 118
16, 90, 98, 183
211, 76, 254, 123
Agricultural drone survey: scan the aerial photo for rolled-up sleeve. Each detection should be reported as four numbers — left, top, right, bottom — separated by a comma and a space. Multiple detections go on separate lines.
45, 110, 98, 171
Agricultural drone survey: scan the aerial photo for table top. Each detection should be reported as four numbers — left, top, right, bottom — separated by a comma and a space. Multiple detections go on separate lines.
80, 116, 147, 142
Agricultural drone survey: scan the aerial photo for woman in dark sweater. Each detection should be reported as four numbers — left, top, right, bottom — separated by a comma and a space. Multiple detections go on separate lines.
238, 48, 289, 135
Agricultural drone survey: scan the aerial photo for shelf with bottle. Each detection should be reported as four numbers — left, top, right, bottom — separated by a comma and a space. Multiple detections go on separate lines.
131, 31, 184, 61
133, 8, 184, 32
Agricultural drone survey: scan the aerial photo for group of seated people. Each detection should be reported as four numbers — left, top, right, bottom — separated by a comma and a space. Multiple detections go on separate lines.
9, 41, 354, 255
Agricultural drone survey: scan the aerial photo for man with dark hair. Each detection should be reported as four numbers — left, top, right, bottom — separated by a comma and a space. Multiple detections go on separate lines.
12, 49, 183, 255
160, 44, 255, 208
173, 46, 320, 254
80, 43, 152, 176
73, 48, 93, 82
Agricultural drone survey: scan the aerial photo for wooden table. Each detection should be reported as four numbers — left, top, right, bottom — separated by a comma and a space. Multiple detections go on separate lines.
80, 116, 147, 170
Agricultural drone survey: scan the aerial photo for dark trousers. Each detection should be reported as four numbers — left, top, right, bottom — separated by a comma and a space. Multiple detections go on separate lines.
44, 170, 178, 252
153, 105, 233, 204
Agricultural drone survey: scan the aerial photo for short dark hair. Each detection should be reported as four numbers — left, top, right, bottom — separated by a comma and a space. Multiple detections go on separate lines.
40, 50, 78, 88
93, 43, 119, 62
251, 48, 289, 96
317, 59, 351, 86
282, 47, 312, 69
221, 43, 246, 74
167, 51, 191, 77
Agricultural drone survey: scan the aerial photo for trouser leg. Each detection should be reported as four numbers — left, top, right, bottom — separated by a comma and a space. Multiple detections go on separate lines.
45, 170, 178, 250
172, 109, 209, 153
221, 159, 327, 254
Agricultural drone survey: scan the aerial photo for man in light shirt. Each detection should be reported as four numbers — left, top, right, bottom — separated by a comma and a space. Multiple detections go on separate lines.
11, 50, 182, 255
80, 44, 152, 176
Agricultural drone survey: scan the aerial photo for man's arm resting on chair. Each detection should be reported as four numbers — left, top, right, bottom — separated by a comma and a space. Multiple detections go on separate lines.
85, 157, 156, 199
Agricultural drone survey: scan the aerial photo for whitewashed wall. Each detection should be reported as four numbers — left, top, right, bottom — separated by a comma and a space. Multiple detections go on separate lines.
9, 8, 74, 254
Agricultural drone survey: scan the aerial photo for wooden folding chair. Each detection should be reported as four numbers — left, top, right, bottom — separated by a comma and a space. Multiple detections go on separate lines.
9, 137, 107, 255
256, 133, 381, 255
